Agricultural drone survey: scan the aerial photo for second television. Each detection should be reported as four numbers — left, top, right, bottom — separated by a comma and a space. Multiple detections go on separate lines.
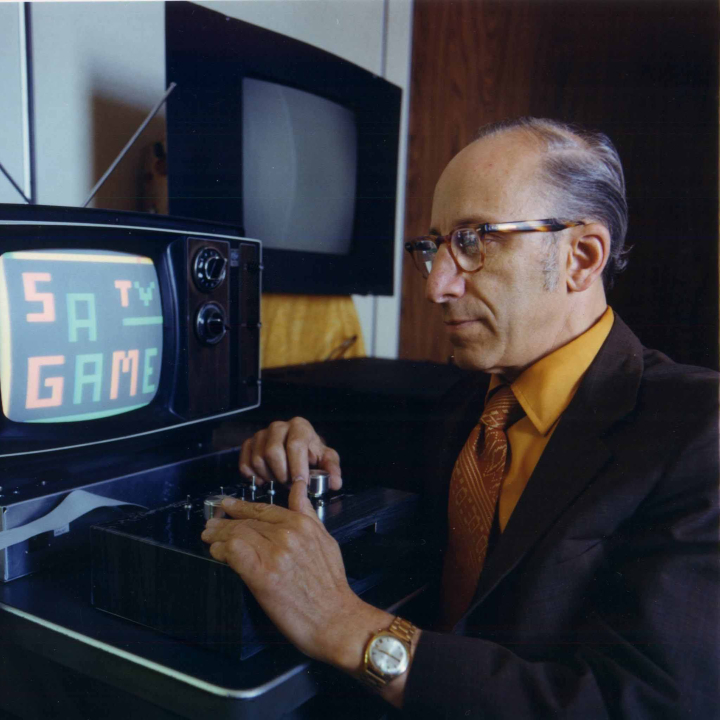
165, 2, 402, 296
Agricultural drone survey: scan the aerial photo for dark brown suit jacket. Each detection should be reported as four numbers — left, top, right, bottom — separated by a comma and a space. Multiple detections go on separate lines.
404, 315, 719, 719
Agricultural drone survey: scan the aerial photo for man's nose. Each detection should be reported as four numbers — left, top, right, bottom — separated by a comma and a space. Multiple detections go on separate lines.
425, 244, 465, 304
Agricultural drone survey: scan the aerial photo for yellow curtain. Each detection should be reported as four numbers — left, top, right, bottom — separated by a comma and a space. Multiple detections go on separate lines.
260, 294, 366, 369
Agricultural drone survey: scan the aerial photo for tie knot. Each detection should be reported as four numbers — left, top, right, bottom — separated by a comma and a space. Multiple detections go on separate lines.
480, 385, 519, 431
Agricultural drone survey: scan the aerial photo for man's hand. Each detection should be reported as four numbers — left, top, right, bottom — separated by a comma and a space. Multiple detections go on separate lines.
200, 478, 391, 669
239, 417, 342, 489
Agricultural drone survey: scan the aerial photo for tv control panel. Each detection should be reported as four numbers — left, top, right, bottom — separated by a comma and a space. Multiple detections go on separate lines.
173, 235, 261, 419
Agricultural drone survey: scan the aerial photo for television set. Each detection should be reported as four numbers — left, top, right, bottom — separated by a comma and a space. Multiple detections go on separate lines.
165, 1, 402, 296
0, 204, 261, 467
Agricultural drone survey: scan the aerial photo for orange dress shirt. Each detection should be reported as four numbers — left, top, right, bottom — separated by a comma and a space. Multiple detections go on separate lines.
488, 307, 615, 531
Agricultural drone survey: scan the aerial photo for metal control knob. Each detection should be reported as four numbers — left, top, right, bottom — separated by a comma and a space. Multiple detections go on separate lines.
203, 495, 229, 521
308, 469, 329, 498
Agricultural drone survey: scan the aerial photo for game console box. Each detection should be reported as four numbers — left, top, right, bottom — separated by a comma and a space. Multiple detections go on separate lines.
91, 481, 425, 659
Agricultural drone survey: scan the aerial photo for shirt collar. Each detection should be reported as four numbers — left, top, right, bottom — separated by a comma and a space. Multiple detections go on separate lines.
489, 307, 615, 436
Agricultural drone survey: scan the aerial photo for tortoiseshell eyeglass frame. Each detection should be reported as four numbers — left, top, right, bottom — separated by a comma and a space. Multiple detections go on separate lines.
404, 219, 586, 278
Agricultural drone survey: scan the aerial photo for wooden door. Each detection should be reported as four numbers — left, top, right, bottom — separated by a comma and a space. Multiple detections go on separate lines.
400, 0, 719, 370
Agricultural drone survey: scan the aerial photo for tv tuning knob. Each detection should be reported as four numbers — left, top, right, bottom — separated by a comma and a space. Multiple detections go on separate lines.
195, 302, 227, 345
193, 246, 227, 292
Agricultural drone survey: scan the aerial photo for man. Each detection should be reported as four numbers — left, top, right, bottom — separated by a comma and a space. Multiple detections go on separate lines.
201, 118, 719, 717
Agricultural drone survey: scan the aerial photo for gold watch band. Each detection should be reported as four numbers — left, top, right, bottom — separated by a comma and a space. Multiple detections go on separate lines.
363, 665, 389, 690
387, 616, 416, 645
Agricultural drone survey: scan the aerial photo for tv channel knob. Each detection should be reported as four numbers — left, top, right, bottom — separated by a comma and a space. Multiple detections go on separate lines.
195, 302, 227, 345
193, 246, 227, 292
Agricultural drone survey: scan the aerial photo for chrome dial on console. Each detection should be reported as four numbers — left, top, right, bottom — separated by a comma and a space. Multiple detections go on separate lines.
308, 469, 329, 497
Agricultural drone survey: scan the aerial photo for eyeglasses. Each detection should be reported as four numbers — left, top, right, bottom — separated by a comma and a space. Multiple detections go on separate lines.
404, 218, 585, 278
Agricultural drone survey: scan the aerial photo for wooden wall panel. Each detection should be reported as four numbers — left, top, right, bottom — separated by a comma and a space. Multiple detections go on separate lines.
401, 0, 719, 370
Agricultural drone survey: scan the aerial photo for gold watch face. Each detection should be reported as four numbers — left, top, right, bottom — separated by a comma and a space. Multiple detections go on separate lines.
368, 634, 409, 677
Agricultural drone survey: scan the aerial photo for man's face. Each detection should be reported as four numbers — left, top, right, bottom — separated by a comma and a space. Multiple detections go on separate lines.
427, 131, 572, 377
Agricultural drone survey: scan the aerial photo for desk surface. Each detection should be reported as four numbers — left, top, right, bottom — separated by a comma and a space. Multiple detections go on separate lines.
0, 560, 424, 719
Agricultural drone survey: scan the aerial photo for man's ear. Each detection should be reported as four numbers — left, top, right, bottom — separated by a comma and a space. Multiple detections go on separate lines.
565, 222, 611, 292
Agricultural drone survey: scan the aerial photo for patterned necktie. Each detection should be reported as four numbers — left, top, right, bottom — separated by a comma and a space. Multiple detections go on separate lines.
439, 384, 521, 629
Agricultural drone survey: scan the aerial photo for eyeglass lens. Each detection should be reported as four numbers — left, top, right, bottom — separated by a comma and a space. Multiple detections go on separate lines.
412, 239, 437, 278
412, 229, 486, 278
451, 228, 484, 271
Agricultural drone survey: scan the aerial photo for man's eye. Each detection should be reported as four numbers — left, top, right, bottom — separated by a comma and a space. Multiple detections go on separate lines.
453, 229, 481, 256
415, 238, 439, 253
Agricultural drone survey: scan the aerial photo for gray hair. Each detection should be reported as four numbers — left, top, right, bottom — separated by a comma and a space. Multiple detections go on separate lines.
475, 117, 630, 288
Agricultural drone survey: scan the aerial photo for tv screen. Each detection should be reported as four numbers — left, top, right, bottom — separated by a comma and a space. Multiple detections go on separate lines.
165, 1, 401, 296
242, 78, 357, 256
0, 249, 163, 423
0, 205, 261, 462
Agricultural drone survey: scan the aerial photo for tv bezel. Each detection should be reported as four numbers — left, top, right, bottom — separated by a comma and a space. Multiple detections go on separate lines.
0, 204, 261, 461
165, 1, 402, 296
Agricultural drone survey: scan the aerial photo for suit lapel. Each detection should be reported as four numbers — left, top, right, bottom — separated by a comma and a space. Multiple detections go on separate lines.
465, 315, 645, 612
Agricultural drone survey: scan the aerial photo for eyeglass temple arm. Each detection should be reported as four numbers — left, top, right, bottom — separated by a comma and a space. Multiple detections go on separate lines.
404, 219, 586, 253
485, 219, 586, 233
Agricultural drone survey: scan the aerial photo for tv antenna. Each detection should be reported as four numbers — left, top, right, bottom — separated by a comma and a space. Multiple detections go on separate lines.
82, 82, 177, 209
0, 161, 31, 204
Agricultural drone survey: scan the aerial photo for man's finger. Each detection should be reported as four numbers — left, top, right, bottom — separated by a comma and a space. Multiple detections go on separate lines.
208, 541, 230, 563
220, 497, 291, 523
320, 448, 343, 490
203, 515, 272, 548
264, 421, 291, 483
285, 423, 314, 485
201, 517, 245, 544
208, 534, 264, 577
247, 430, 277, 484
238, 436, 255, 478
288, 478, 320, 520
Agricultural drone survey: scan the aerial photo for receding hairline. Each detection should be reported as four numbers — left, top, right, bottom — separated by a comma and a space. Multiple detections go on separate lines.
461, 120, 618, 214
451, 126, 561, 211
473, 118, 598, 156
441, 127, 549, 188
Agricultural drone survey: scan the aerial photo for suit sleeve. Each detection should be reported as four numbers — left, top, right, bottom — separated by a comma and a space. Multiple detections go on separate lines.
403, 388, 720, 719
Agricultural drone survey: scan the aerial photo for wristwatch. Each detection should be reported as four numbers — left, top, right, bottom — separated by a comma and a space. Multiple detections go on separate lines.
361, 616, 417, 690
